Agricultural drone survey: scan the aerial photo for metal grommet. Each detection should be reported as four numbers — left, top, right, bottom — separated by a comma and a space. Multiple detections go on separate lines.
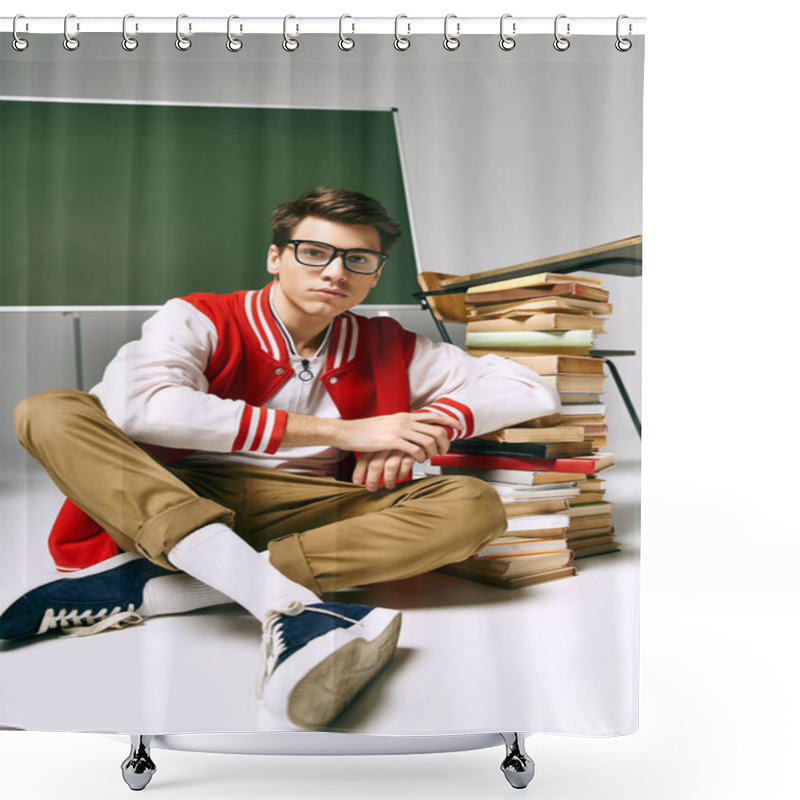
553, 14, 570, 51
443, 14, 460, 51
12, 15, 29, 52
394, 15, 410, 51
282, 15, 299, 51
63, 13, 80, 51
499, 13, 516, 51
615, 14, 632, 52
121, 14, 138, 51
226, 15, 243, 52
175, 14, 192, 51
338, 14, 355, 51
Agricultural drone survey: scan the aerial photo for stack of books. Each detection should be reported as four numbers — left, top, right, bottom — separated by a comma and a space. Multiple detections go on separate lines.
433, 433, 582, 588
464, 271, 610, 356
464, 273, 610, 447
430, 271, 620, 587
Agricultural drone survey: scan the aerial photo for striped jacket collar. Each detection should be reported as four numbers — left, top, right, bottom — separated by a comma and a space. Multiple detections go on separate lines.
241, 283, 361, 372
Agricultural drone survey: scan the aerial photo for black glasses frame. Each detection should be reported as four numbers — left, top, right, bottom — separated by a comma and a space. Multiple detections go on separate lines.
282, 239, 388, 275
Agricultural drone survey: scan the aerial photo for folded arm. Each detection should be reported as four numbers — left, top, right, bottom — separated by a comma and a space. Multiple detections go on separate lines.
350, 334, 562, 490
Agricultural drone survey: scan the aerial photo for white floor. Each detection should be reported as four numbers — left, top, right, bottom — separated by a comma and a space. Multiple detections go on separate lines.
0, 455, 639, 737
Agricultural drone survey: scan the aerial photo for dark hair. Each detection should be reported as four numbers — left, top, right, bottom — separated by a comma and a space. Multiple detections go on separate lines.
271, 187, 403, 253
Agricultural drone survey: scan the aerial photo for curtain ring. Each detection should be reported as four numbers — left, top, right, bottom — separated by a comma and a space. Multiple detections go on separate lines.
443, 14, 460, 51
499, 14, 516, 51
175, 14, 192, 51
615, 15, 632, 51
339, 14, 355, 51
121, 14, 138, 51
394, 15, 410, 51
12, 15, 29, 52
282, 15, 299, 51
226, 15, 243, 52
63, 13, 80, 51
553, 14, 570, 51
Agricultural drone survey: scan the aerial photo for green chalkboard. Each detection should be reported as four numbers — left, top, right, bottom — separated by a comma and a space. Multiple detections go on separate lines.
0, 100, 418, 306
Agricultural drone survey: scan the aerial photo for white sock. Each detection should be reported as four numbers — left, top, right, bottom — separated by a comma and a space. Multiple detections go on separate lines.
166, 523, 319, 622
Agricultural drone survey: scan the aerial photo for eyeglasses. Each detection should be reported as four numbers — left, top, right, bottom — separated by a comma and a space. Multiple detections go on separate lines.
282, 240, 388, 275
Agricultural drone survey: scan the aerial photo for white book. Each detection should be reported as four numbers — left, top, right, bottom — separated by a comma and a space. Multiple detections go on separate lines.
422, 466, 581, 495
439, 466, 572, 486
492, 483, 580, 498
560, 403, 606, 415
506, 514, 570, 531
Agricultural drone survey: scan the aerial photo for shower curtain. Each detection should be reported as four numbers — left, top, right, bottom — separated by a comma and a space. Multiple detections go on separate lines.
0, 21, 643, 739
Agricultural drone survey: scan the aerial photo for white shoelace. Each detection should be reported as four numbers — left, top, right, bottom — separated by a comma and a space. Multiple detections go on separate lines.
37, 605, 144, 637
256, 602, 364, 699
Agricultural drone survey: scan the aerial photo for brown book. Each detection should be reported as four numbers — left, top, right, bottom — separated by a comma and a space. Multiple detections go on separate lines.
467, 297, 613, 318
468, 282, 610, 305
571, 539, 620, 558
494, 355, 606, 375
479, 425, 586, 444
557, 414, 607, 425
466, 315, 606, 333
541, 374, 606, 392
501, 566, 578, 588
577, 478, 605, 489
566, 525, 616, 540
447, 549, 573, 574
580, 424, 609, 435
439, 564, 577, 589
439, 548, 574, 582
568, 514, 614, 532
570, 492, 606, 505
565, 503, 613, 518
462, 271, 606, 293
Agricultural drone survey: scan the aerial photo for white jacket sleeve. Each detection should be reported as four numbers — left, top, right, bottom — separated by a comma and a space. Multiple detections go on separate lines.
90, 299, 284, 453
407, 335, 561, 440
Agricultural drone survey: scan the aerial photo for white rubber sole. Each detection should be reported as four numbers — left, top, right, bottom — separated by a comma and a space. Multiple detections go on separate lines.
261, 608, 402, 730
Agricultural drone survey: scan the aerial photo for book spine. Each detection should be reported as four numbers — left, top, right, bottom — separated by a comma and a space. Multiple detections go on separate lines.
432, 453, 600, 474
465, 330, 596, 348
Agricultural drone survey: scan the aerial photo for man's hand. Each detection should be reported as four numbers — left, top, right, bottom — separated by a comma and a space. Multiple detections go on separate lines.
333, 412, 461, 461
352, 449, 418, 492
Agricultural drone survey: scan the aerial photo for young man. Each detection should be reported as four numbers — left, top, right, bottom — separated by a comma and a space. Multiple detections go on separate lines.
2, 188, 560, 729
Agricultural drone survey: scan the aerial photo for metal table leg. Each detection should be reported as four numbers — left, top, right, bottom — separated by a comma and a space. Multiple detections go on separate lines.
604, 357, 641, 438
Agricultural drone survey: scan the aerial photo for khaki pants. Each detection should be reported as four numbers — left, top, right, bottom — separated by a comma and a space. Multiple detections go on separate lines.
14, 390, 506, 594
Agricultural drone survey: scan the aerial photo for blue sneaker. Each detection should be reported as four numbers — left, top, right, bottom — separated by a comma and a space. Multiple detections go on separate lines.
258, 601, 402, 729
0, 552, 174, 641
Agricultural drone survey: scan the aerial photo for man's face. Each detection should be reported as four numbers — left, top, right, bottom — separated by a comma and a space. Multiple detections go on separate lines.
267, 216, 383, 323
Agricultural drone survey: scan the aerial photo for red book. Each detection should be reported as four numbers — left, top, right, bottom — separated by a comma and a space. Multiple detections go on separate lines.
431, 452, 613, 475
